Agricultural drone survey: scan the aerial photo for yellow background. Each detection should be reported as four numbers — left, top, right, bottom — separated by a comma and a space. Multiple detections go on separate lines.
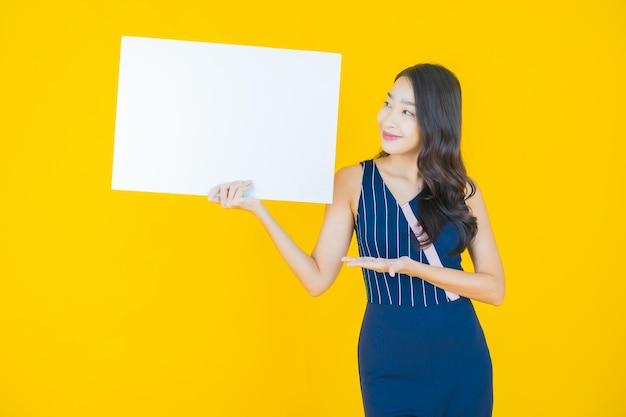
1, 0, 624, 416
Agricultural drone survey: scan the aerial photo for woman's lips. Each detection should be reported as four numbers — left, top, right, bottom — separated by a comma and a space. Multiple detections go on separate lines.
382, 131, 401, 141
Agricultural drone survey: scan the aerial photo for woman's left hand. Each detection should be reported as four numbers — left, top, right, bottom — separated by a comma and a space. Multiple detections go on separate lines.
342, 256, 415, 277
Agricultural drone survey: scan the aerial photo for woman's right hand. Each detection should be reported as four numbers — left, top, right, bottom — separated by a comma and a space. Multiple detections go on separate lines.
207, 180, 262, 213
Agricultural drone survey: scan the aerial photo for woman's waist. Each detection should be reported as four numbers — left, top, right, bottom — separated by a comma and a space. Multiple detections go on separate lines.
362, 273, 464, 308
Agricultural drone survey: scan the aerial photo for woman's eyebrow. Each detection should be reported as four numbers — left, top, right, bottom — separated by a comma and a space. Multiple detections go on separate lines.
387, 92, 416, 107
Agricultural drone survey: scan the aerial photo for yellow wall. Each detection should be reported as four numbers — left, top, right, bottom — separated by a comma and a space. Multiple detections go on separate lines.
1, 0, 624, 416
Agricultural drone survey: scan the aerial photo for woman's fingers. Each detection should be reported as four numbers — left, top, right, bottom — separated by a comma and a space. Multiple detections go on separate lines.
342, 256, 400, 276
223, 183, 238, 208
207, 180, 254, 209
220, 184, 231, 207
207, 184, 221, 202
231, 182, 250, 206
342, 256, 379, 267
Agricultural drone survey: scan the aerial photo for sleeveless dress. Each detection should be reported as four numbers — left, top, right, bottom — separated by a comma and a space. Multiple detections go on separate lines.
354, 160, 493, 417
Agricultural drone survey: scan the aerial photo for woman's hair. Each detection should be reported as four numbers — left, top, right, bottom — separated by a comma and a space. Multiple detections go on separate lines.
377, 63, 477, 254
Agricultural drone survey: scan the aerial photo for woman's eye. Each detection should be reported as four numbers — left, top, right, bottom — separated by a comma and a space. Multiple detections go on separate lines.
403, 110, 415, 116
383, 101, 391, 107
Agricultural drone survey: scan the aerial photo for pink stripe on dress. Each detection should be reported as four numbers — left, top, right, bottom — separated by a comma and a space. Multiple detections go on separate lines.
400, 203, 460, 301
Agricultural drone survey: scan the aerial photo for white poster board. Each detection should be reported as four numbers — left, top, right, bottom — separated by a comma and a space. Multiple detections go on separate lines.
112, 36, 342, 203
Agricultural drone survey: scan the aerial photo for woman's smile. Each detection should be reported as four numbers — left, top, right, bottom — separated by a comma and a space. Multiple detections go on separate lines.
382, 131, 401, 141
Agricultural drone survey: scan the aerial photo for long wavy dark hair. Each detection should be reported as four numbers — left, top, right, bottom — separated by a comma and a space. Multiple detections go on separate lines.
377, 63, 477, 255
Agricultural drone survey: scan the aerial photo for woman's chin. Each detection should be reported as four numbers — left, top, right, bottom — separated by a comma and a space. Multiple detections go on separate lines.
381, 142, 418, 156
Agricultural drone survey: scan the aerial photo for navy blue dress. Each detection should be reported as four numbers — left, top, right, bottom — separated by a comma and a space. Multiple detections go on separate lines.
354, 160, 493, 417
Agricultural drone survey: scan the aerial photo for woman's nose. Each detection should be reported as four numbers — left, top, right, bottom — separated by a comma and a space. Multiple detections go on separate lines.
382, 110, 398, 128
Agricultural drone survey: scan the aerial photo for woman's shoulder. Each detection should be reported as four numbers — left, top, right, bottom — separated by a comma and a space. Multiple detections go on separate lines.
335, 163, 363, 188
333, 163, 364, 208
464, 179, 487, 211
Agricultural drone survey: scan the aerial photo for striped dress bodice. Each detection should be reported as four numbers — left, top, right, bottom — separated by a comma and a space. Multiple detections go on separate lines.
354, 160, 464, 307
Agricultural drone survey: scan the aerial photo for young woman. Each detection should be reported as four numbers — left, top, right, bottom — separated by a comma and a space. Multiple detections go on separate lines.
208, 63, 505, 417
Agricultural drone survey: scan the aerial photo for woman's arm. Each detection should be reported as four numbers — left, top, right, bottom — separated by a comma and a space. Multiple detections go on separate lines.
208, 166, 361, 296
343, 185, 505, 305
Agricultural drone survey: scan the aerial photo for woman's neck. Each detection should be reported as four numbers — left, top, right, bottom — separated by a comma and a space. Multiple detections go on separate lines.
382, 153, 420, 179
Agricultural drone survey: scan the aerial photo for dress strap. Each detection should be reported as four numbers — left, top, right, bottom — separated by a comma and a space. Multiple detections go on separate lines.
399, 202, 460, 301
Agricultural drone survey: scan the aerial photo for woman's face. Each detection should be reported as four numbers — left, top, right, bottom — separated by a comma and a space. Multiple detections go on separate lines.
377, 76, 421, 157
